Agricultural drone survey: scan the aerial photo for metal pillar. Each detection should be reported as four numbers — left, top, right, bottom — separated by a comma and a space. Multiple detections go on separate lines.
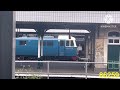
41, 35, 43, 57
38, 35, 41, 59
69, 29, 71, 39
37, 29, 44, 69
0, 11, 15, 79
37, 31, 44, 60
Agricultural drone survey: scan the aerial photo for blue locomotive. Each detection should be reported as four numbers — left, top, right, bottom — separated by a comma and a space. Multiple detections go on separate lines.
16, 35, 78, 61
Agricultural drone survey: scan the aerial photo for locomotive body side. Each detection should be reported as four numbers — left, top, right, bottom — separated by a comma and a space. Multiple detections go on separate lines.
16, 35, 78, 61
43, 39, 59, 56
16, 37, 38, 55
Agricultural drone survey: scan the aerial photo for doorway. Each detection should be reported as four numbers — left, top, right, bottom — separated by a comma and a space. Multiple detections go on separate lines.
107, 31, 120, 71
107, 45, 120, 71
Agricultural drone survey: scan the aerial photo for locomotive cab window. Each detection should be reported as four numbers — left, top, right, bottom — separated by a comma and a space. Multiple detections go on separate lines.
66, 40, 74, 47
19, 40, 27, 45
66, 40, 69, 46
71, 40, 74, 46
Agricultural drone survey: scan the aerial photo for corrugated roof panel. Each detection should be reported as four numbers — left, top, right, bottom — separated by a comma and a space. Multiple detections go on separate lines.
16, 11, 120, 23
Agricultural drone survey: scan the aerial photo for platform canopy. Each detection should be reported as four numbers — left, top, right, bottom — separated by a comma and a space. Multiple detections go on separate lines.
16, 21, 96, 35
16, 11, 120, 35
16, 29, 90, 33
46, 29, 90, 34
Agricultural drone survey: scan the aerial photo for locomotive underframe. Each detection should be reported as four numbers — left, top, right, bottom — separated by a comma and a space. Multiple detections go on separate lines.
16, 55, 78, 61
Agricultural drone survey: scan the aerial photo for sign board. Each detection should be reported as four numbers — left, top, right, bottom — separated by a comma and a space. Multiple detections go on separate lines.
100, 25, 117, 28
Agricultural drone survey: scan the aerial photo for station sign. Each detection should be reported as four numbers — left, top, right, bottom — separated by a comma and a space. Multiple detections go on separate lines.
100, 25, 117, 28
76, 38, 85, 41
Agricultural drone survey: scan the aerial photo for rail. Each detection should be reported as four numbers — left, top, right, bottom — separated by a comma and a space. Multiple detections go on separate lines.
15, 60, 120, 79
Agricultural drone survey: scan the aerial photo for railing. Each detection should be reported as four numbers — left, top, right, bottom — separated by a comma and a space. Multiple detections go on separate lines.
15, 61, 120, 79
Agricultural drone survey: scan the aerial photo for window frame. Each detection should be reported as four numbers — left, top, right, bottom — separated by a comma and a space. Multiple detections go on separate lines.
108, 31, 120, 45
65, 40, 74, 47
19, 40, 27, 46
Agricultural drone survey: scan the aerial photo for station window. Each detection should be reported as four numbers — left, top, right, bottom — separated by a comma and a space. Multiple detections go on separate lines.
108, 32, 119, 37
19, 41, 27, 45
60, 40, 65, 46
108, 31, 120, 44
47, 41, 53, 46
114, 39, 119, 43
109, 39, 113, 43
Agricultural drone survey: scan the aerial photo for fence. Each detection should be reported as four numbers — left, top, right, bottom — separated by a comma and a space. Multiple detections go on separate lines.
15, 61, 120, 79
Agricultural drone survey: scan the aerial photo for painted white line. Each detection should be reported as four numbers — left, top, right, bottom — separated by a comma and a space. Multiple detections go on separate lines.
15, 74, 120, 79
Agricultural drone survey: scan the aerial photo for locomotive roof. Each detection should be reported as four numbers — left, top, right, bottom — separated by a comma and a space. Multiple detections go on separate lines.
16, 35, 76, 40
16, 36, 58, 40
58, 35, 76, 40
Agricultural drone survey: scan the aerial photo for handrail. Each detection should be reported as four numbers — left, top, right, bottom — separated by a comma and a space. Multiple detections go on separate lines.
15, 60, 120, 79
15, 60, 120, 64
